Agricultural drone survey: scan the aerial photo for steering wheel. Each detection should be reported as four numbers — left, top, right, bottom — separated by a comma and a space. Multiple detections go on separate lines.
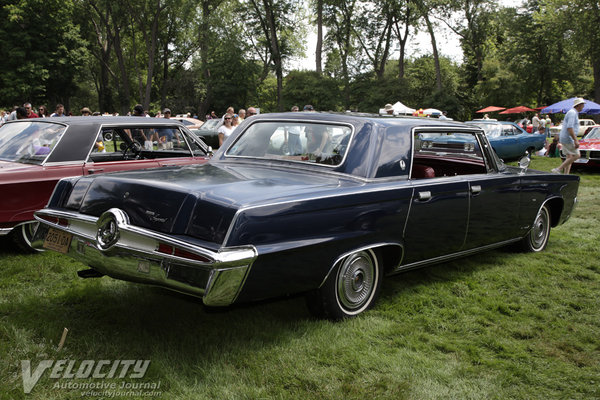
122, 140, 142, 160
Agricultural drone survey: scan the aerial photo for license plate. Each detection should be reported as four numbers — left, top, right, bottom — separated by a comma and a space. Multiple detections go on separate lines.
43, 228, 73, 253
575, 158, 589, 163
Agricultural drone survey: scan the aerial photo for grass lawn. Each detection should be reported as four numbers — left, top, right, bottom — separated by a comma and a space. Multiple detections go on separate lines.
0, 156, 598, 399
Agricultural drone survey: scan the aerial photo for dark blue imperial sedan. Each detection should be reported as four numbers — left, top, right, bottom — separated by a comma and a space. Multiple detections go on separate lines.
32, 113, 579, 319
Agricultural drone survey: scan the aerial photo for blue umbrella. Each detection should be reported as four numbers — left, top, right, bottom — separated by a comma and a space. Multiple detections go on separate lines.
541, 97, 600, 114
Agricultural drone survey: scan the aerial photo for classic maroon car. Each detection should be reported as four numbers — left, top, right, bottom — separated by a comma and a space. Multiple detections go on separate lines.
0, 117, 211, 250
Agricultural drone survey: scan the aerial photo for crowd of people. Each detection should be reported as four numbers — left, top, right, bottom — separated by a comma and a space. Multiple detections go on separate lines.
1, 99, 591, 175
0, 102, 99, 125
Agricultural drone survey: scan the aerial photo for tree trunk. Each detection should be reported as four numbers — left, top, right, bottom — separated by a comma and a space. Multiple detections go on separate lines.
113, 27, 131, 115
198, 0, 213, 119
316, 0, 323, 74
593, 59, 600, 104
423, 13, 442, 91
143, 6, 162, 110
263, 0, 283, 111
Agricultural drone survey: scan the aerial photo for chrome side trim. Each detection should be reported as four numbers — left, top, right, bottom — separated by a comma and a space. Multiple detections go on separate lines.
318, 242, 404, 289
0, 220, 35, 236
391, 238, 521, 274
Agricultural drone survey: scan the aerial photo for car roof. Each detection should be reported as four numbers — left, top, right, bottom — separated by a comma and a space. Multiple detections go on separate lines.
248, 112, 472, 129
3, 117, 194, 165
29, 116, 187, 127
215, 112, 482, 180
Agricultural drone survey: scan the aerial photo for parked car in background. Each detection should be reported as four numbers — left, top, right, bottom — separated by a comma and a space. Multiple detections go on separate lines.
190, 118, 221, 148
171, 117, 204, 130
465, 120, 546, 160
582, 124, 600, 138
32, 113, 579, 319
0, 117, 211, 251
569, 126, 600, 169
550, 118, 597, 137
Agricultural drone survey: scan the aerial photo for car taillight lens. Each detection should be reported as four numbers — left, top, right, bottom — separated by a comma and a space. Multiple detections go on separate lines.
38, 215, 69, 227
157, 243, 211, 262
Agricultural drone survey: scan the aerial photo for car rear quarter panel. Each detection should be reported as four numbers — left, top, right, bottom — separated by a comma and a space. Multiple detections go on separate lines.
0, 165, 84, 226
232, 183, 413, 302
518, 169, 579, 226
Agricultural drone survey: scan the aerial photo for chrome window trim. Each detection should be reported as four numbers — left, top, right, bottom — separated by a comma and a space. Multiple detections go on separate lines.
1, 120, 70, 167
410, 126, 495, 179
223, 118, 355, 169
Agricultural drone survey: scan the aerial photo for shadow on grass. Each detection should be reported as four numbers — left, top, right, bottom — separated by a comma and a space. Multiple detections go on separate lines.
0, 235, 22, 255
0, 239, 520, 396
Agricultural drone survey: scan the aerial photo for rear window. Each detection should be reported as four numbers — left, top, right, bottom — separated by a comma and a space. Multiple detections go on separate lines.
226, 121, 353, 166
0, 121, 66, 165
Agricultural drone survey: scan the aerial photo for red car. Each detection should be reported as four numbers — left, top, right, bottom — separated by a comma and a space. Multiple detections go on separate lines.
0, 117, 211, 250
574, 126, 600, 169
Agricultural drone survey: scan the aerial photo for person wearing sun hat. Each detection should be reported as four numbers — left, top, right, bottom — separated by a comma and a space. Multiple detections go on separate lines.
552, 97, 585, 174
384, 103, 394, 115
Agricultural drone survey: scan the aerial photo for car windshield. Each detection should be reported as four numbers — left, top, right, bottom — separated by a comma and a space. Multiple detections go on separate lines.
226, 121, 352, 166
0, 121, 66, 165
201, 119, 220, 129
585, 127, 600, 139
469, 123, 502, 138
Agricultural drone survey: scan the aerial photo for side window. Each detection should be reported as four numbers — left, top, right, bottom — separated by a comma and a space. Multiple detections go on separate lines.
153, 127, 187, 152
412, 131, 487, 179
91, 129, 124, 153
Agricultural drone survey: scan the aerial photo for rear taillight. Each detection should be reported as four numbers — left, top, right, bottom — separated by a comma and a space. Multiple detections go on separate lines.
157, 243, 210, 263
39, 215, 69, 227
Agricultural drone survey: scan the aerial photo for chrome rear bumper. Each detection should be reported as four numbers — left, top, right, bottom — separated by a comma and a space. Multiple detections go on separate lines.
32, 208, 256, 306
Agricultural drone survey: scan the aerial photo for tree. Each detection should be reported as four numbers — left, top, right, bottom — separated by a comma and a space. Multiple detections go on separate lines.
243, 0, 304, 110
323, 0, 358, 108
0, 0, 88, 108
538, 0, 600, 101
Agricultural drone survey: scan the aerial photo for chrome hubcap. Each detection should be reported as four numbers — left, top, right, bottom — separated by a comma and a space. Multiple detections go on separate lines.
337, 251, 376, 311
531, 208, 549, 249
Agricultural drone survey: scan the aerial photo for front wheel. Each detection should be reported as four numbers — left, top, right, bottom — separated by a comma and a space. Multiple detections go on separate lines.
306, 249, 382, 320
519, 205, 551, 252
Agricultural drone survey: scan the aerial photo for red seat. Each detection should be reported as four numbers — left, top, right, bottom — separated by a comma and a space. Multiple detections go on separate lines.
412, 164, 435, 179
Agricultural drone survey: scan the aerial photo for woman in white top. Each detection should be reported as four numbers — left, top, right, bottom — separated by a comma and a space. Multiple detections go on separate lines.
218, 112, 235, 147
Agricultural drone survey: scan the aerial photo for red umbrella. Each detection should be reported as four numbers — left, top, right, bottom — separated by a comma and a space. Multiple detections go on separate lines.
499, 106, 536, 114
476, 106, 506, 113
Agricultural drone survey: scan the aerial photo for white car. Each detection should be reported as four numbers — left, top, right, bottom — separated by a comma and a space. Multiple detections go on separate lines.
550, 118, 596, 137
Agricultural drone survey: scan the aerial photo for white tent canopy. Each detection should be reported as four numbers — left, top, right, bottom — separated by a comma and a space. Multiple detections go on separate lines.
379, 101, 416, 115
422, 108, 443, 116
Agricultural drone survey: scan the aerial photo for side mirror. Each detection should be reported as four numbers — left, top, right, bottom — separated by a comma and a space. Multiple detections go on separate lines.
518, 154, 530, 173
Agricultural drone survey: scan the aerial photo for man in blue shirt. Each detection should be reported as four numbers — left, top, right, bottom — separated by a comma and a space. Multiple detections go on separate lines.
552, 98, 584, 174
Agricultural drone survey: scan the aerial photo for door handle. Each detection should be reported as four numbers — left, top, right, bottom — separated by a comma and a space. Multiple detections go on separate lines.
417, 191, 431, 201
88, 169, 104, 174
471, 185, 482, 194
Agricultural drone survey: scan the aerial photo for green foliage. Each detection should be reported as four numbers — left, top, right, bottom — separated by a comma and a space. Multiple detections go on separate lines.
0, 0, 598, 117
283, 70, 342, 111
0, 0, 88, 107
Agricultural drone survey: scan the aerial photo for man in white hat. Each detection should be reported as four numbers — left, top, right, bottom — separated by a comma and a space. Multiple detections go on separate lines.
384, 103, 394, 115
552, 97, 584, 174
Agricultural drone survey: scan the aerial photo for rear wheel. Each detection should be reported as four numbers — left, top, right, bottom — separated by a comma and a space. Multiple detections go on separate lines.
10, 222, 42, 253
519, 205, 551, 252
306, 249, 382, 320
